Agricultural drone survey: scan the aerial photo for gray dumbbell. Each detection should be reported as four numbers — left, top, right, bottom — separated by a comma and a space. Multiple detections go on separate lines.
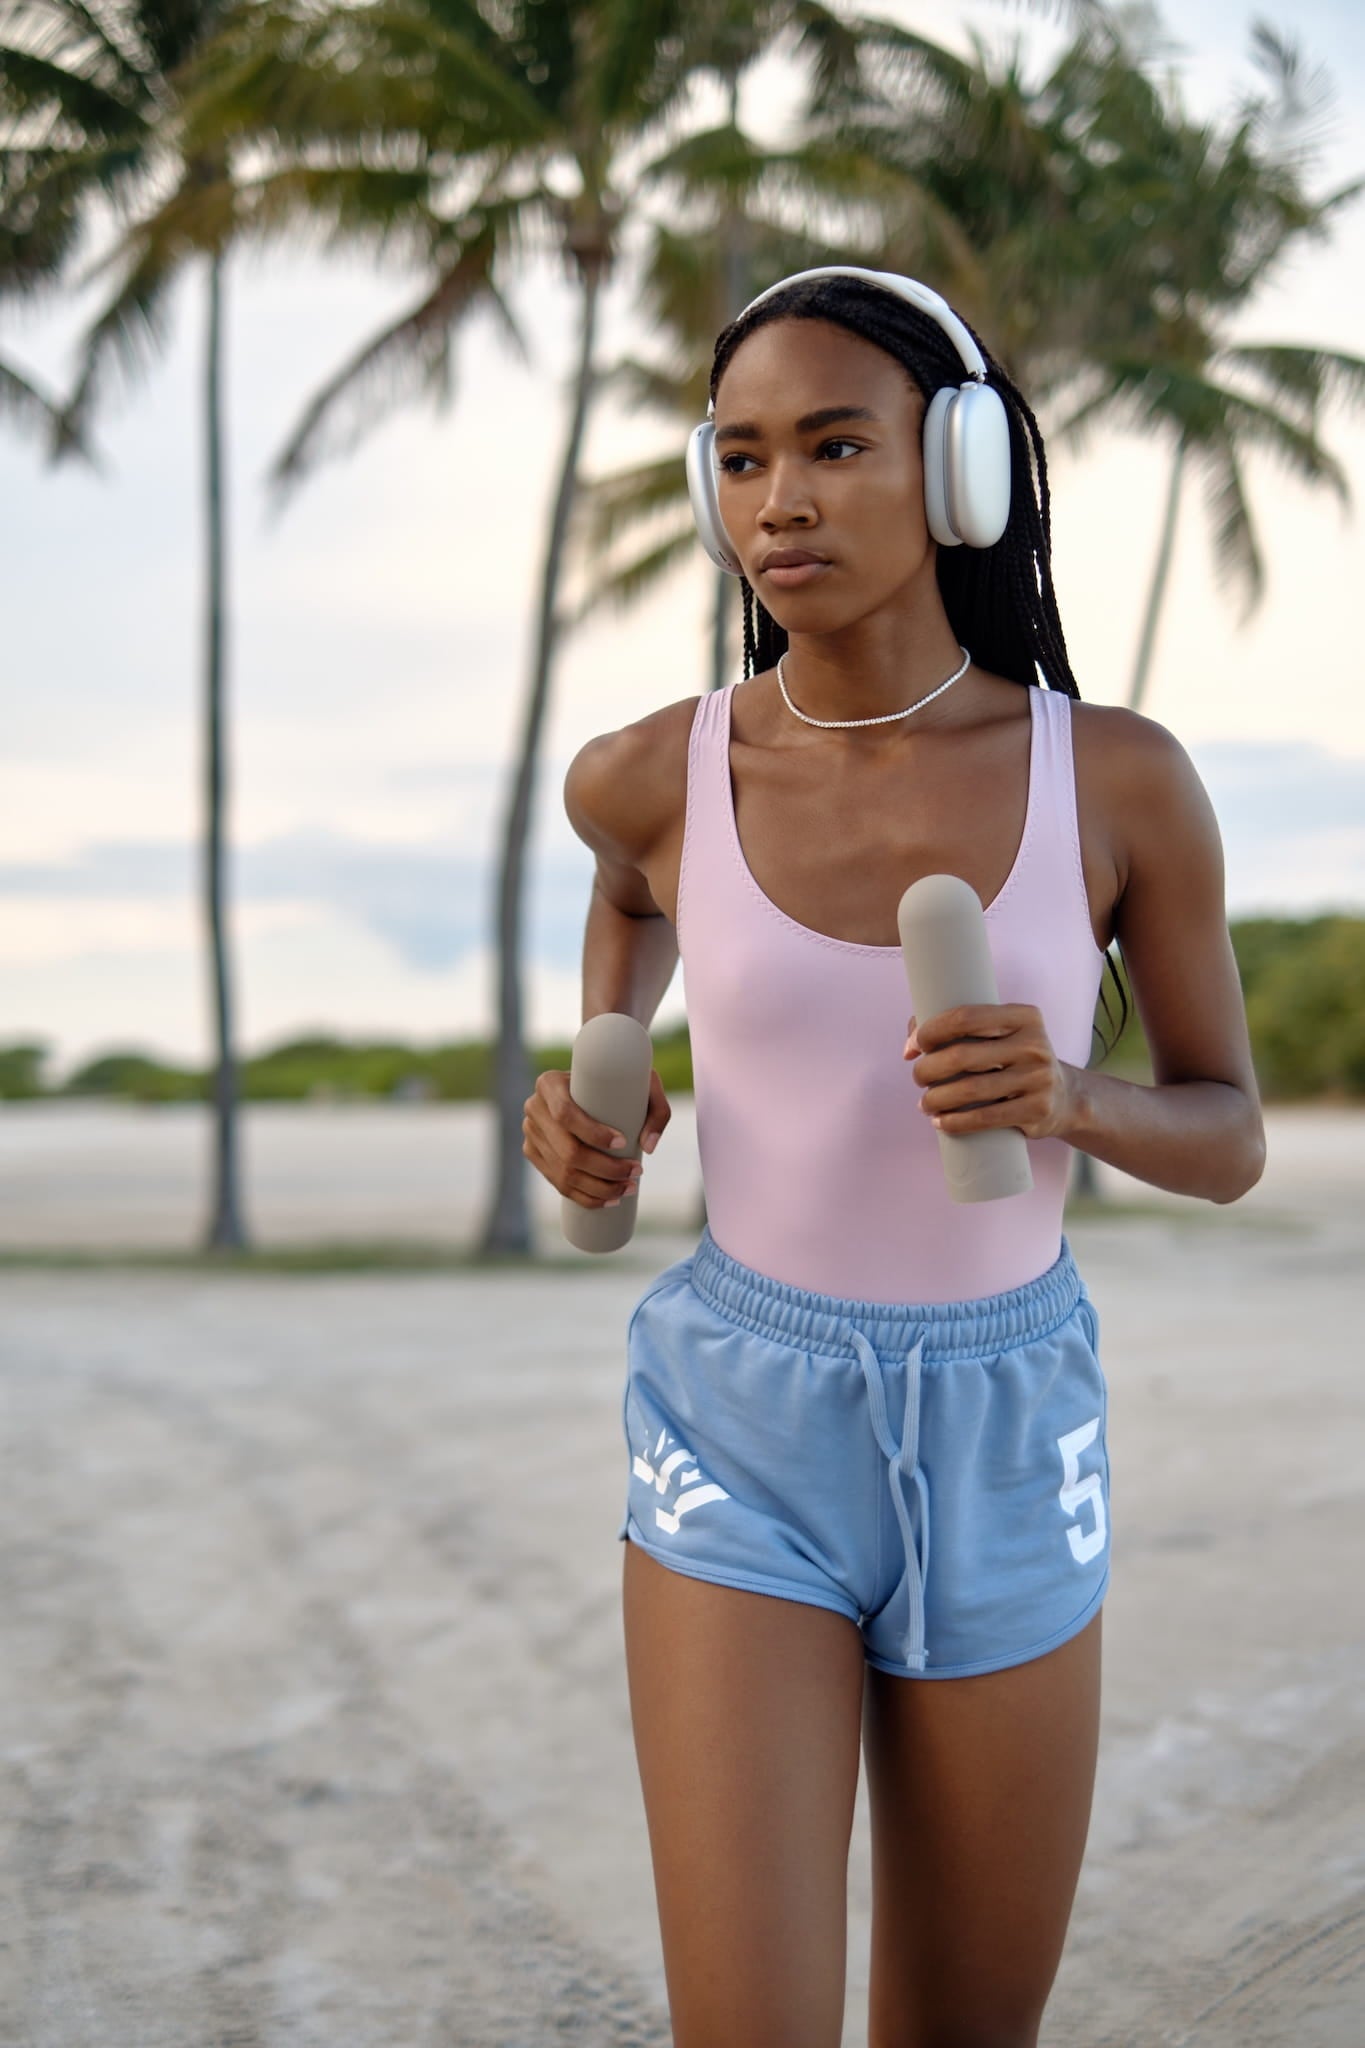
898, 874, 1033, 1204
560, 1013, 655, 1252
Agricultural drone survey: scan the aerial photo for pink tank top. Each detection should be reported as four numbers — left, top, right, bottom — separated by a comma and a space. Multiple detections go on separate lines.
675, 680, 1106, 1305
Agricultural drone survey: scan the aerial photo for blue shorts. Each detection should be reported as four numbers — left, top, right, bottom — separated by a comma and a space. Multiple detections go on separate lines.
617, 1225, 1111, 1679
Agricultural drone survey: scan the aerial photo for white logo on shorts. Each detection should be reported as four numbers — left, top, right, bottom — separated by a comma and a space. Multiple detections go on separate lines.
1056, 1418, 1107, 1565
633, 1425, 730, 1536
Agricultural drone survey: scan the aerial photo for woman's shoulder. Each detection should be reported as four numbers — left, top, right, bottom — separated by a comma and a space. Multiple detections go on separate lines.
1068, 696, 1222, 904
1068, 696, 1204, 804
562, 692, 706, 872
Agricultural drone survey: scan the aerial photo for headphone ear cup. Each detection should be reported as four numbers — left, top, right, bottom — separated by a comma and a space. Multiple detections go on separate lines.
945, 382, 1012, 547
922, 383, 1012, 548
921, 387, 961, 546
686, 423, 743, 576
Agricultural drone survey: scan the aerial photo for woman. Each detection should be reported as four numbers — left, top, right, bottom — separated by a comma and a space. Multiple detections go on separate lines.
524, 270, 1264, 2048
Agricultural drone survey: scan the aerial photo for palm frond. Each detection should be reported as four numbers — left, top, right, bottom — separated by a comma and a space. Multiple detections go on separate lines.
52, 182, 188, 457
2, 129, 166, 244
787, 0, 866, 116
595, 351, 694, 416
1226, 341, 1365, 422
569, 516, 696, 626
266, 225, 519, 501
640, 118, 764, 198
177, 0, 548, 160
0, 0, 153, 104
1316, 173, 1365, 223
1213, 380, 1350, 502
1243, 20, 1334, 167
574, 446, 689, 555
1046, 373, 1127, 456
234, 160, 442, 267
590, 0, 691, 128
826, 15, 975, 116
0, 41, 148, 138
0, 346, 64, 438
1197, 433, 1263, 614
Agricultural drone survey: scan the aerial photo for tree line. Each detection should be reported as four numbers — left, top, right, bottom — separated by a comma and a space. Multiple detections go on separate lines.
3, 912, 1361, 1104
3, 1, 1362, 1250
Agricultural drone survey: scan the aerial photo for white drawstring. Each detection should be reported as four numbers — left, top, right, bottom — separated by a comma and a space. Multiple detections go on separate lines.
849, 1327, 931, 1671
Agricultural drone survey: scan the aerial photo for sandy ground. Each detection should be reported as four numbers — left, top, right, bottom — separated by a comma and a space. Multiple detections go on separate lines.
1, 1101, 1363, 2045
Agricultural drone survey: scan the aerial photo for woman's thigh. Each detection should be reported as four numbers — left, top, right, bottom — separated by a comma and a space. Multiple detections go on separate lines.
622, 1538, 867, 2048
862, 1605, 1103, 2048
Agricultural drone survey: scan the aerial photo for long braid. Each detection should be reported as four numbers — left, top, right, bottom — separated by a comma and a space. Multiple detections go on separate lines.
709, 273, 1129, 1054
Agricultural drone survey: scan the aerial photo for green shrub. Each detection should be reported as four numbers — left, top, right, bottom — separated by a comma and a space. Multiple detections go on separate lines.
62, 1051, 204, 1102
1240, 916, 1365, 1098
0, 1042, 50, 1098
243, 1037, 428, 1100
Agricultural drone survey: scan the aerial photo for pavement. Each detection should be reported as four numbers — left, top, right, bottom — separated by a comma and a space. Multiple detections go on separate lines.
0, 1101, 1362, 2045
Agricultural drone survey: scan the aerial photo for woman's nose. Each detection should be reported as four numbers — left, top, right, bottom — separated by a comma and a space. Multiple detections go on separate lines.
759, 457, 817, 525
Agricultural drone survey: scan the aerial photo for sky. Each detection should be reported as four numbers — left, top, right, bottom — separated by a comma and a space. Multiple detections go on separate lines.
3, 0, 1365, 1079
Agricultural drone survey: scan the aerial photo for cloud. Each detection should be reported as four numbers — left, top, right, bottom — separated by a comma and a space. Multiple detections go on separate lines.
0, 826, 595, 974
1, 739, 1361, 999
1188, 742, 1365, 914
1189, 742, 1365, 839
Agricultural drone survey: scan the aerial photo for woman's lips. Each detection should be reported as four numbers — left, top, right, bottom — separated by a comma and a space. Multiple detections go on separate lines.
761, 560, 832, 588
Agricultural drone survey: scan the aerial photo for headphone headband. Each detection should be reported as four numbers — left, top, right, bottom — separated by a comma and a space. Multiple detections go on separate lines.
706, 266, 989, 420
690, 265, 1011, 562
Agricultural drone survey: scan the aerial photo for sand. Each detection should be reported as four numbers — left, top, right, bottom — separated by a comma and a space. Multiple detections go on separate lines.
0, 1101, 1362, 2045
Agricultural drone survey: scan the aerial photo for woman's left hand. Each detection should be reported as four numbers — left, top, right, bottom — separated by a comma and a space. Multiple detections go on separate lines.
904, 1004, 1079, 1141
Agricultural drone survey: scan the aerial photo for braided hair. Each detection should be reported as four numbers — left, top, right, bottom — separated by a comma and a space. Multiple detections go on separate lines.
710, 272, 1131, 1058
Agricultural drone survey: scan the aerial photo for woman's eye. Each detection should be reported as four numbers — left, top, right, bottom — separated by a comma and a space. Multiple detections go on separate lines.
719, 440, 861, 476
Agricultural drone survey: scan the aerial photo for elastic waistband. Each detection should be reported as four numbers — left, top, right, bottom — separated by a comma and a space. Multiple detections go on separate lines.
688, 1225, 1082, 1361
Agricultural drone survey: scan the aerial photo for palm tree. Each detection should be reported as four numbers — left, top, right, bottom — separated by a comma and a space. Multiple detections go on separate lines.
166, 0, 875, 1259
0, 0, 257, 1249
1048, 23, 1365, 711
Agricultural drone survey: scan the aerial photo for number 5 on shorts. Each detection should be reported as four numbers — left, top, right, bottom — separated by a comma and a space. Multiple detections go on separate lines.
1057, 1418, 1107, 1565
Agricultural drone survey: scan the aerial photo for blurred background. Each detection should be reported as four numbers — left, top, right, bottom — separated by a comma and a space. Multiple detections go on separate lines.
2, 0, 1363, 1257
3, 6, 1364, 2046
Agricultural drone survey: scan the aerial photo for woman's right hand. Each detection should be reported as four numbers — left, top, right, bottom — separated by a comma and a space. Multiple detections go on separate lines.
523, 1067, 670, 1209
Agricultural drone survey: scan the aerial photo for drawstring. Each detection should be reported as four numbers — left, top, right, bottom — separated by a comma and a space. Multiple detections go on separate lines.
849, 1327, 930, 1671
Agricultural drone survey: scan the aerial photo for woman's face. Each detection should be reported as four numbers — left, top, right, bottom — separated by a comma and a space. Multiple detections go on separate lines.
711, 315, 934, 630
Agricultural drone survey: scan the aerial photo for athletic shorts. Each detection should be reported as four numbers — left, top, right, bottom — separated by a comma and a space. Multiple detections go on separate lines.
617, 1224, 1111, 1679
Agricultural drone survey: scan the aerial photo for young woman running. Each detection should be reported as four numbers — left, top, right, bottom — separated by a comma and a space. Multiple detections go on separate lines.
525, 269, 1265, 2048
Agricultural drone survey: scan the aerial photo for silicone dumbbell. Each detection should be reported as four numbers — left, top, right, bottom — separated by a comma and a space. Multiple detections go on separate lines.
560, 1013, 654, 1252
898, 874, 1033, 1204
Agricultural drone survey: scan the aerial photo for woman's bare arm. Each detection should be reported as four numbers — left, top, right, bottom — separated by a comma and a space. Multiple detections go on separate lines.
1067, 712, 1265, 1199
518, 725, 681, 1191
909, 711, 1266, 1204
563, 726, 680, 1029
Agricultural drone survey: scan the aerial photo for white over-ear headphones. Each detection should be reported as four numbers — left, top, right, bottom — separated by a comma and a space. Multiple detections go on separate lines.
685, 265, 1012, 576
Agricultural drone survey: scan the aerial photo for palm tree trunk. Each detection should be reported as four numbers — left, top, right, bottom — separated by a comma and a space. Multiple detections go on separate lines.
202, 249, 248, 1251
478, 258, 606, 1258
1127, 434, 1186, 713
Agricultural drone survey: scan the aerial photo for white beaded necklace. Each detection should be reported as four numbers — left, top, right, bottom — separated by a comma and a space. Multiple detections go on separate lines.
776, 644, 973, 729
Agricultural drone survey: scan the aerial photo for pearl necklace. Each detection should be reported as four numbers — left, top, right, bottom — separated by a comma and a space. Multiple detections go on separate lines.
775, 644, 972, 728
